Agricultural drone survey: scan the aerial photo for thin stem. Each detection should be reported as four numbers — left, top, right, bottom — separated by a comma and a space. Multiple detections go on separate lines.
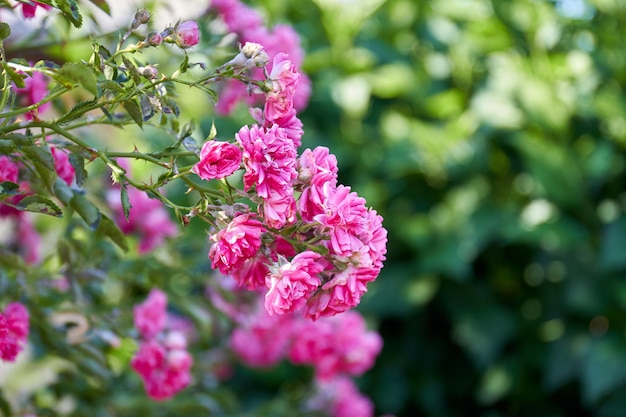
106, 151, 170, 168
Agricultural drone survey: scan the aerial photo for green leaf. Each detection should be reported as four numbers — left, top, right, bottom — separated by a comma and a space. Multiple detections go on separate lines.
107, 337, 137, 376
69, 153, 88, 187
0, 388, 13, 416
139, 94, 156, 121
121, 185, 131, 221
0, 181, 20, 200
53, 177, 73, 205
57, 99, 97, 124
54, 0, 83, 28
21, 144, 55, 170
582, 336, 626, 405
56, 63, 97, 95
0, 139, 17, 154
5, 133, 32, 146
70, 192, 100, 230
16, 194, 63, 217
0, 22, 10, 40
123, 99, 143, 127
97, 214, 128, 251
22, 144, 57, 188
87, 0, 110, 15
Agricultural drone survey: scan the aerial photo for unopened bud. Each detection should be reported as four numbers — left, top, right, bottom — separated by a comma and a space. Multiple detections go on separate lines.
145, 31, 162, 47
175, 21, 199, 49
241, 42, 268, 67
224, 42, 269, 70
137, 65, 159, 79
131, 9, 151, 29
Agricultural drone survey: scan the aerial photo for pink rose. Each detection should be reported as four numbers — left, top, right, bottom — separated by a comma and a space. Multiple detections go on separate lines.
192, 141, 242, 180
209, 213, 265, 274
0, 302, 29, 362
134, 289, 167, 340
20, 1, 52, 19
175, 21, 199, 49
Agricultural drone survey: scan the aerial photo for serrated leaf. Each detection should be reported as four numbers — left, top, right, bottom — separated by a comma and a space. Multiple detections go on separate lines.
21, 144, 54, 170
70, 192, 100, 230
16, 194, 63, 217
69, 153, 87, 187
0, 23, 10, 40
55, 0, 82, 28
5, 133, 32, 146
0, 181, 20, 200
56, 63, 97, 95
123, 99, 142, 127
97, 213, 128, 251
57, 99, 97, 124
98, 79, 124, 93
121, 186, 131, 221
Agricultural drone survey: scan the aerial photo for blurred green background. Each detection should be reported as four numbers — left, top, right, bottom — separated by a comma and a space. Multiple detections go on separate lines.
255, 0, 626, 416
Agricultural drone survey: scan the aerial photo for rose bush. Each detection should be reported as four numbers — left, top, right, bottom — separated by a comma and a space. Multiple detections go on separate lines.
0, 0, 389, 416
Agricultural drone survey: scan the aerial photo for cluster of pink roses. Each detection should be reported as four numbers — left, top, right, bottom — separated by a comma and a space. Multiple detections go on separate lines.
130, 289, 193, 401
0, 302, 29, 362
220, 293, 382, 417
0, 148, 75, 264
193, 44, 387, 320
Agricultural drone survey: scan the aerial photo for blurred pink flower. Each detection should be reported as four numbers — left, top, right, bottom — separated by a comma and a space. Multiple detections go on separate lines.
15, 71, 50, 120
51, 147, 75, 185
289, 310, 382, 380
0, 156, 18, 183
230, 306, 294, 367
107, 186, 178, 253
131, 291, 194, 401
329, 377, 375, 417
134, 289, 167, 340
0, 302, 29, 362
192, 140, 242, 180
20, 1, 52, 19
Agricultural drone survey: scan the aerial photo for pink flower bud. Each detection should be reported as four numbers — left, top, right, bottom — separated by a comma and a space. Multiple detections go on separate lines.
145, 32, 163, 47
175, 21, 199, 49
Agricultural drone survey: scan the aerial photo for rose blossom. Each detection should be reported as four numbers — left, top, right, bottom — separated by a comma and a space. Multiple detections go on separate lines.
192, 141, 242, 180
264, 251, 324, 316
236, 123, 297, 199
175, 21, 199, 48
209, 213, 265, 274
0, 302, 29, 362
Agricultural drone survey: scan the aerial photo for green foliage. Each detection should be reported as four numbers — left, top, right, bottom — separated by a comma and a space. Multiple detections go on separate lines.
255, 0, 626, 415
